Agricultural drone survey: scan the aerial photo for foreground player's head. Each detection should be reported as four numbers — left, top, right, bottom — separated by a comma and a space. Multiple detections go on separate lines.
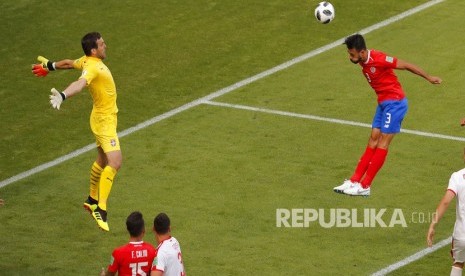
81, 32, 106, 60
344, 34, 368, 64
126, 211, 145, 238
153, 213, 171, 235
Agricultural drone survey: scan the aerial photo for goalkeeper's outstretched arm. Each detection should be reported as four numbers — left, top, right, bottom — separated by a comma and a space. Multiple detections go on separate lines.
32, 56, 75, 77
62, 78, 87, 98
49, 78, 87, 110
54, 59, 75, 69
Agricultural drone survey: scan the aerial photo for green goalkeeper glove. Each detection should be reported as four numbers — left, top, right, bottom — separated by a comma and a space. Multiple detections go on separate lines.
49, 88, 66, 110
38, 56, 56, 71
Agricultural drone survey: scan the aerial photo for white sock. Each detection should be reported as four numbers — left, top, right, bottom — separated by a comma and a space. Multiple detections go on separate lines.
451, 266, 462, 276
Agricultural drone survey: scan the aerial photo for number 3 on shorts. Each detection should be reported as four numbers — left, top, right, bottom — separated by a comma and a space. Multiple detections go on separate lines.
384, 112, 391, 128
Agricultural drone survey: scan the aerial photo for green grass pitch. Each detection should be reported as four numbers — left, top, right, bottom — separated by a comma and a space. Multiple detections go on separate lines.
1, 0, 464, 275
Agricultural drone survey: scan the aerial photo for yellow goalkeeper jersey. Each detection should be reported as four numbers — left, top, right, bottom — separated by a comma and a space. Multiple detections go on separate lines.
73, 55, 118, 115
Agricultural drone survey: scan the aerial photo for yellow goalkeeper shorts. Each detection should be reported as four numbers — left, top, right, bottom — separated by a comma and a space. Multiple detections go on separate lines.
90, 113, 120, 153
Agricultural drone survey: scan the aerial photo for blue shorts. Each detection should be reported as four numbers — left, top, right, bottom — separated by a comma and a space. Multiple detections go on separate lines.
372, 98, 408, 134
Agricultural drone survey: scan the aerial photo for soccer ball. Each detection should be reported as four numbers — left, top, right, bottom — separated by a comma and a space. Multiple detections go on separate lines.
314, 2, 335, 24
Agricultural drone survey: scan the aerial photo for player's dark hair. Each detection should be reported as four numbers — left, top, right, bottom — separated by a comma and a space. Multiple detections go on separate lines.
81, 32, 101, 56
126, 211, 145, 237
344, 34, 366, 51
154, 213, 171, 235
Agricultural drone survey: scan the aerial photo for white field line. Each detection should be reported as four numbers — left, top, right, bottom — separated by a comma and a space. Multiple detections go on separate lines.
371, 236, 452, 276
0, 0, 443, 194
204, 101, 465, 142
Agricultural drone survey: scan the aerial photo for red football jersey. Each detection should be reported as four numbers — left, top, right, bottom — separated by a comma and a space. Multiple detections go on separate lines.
108, 241, 157, 276
360, 49, 405, 103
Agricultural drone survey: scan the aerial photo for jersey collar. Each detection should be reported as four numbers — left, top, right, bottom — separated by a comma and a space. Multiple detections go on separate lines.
129, 241, 144, 245
157, 236, 172, 248
363, 50, 372, 65
363, 50, 373, 65
86, 56, 102, 62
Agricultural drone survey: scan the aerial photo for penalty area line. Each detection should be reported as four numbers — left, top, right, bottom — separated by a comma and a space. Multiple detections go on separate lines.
371, 236, 451, 276
204, 101, 465, 143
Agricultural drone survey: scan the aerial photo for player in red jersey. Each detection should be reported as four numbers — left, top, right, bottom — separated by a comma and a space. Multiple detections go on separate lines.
101, 211, 156, 276
333, 34, 442, 196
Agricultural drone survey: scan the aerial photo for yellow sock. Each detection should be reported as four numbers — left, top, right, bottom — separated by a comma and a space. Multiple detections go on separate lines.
98, 166, 117, 211
89, 162, 103, 201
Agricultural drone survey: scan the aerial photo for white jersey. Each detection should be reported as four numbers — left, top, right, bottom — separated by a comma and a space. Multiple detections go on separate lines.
448, 168, 465, 241
151, 236, 185, 276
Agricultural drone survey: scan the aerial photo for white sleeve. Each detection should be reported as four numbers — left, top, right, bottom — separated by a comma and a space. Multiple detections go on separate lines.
153, 249, 166, 272
448, 172, 459, 195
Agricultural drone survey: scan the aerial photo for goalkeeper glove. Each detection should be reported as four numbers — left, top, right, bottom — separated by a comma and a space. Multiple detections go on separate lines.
32, 56, 56, 77
49, 88, 66, 110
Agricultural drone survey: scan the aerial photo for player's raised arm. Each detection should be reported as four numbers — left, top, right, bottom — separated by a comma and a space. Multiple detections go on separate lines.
31, 56, 75, 77
395, 59, 442, 84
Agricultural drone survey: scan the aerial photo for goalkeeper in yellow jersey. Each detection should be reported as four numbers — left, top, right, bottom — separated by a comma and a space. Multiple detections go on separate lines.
32, 32, 121, 232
